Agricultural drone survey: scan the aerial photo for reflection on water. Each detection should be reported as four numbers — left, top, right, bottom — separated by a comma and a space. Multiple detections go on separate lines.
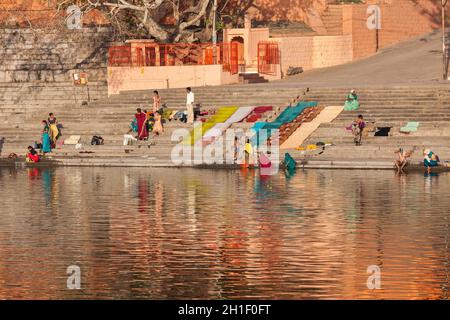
0, 167, 449, 299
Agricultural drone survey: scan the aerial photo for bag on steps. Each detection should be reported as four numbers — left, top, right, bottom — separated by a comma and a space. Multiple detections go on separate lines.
91, 136, 104, 146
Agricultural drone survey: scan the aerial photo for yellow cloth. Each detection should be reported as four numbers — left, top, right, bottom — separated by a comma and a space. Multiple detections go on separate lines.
49, 124, 59, 142
183, 106, 238, 145
281, 106, 344, 149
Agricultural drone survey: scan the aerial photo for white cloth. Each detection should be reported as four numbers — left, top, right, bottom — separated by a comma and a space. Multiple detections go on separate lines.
64, 135, 81, 145
224, 107, 254, 124
123, 134, 137, 146
186, 92, 195, 105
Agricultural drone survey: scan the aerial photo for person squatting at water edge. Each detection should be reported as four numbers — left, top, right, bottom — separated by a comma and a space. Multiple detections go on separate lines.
394, 148, 413, 174
423, 148, 440, 174
26, 146, 40, 163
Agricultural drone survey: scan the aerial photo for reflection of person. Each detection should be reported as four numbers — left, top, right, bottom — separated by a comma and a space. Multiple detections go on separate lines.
423, 148, 440, 174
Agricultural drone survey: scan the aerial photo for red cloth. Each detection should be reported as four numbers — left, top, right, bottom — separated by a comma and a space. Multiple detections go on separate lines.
135, 112, 148, 139
27, 153, 40, 163
253, 106, 273, 113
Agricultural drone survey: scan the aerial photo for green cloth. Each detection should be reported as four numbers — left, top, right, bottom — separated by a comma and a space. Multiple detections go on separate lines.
344, 93, 360, 111
400, 122, 419, 133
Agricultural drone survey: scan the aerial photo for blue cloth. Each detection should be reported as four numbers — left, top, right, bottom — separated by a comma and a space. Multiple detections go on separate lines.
251, 101, 318, 147
130, 118, 138, 132
42, 132, 52, 153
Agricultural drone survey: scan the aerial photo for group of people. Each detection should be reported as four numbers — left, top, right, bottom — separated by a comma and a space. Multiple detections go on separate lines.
343, 90, 365, 146
125, 87, 197, 146
126, 91, 165, 145
343, 90, 443, 173
27, 113, 61, 163
394, 147, 441, 174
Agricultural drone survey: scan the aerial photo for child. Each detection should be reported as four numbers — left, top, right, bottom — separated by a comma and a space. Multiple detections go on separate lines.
352, 115, 366, 146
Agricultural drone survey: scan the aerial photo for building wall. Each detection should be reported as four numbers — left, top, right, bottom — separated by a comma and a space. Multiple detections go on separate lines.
312, 35, 353, 68
273, 35, 352, 76
344, 1, 439, 59
107, 65, 239, 95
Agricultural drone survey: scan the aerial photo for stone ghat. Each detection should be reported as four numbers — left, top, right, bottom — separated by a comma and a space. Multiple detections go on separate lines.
2, 85, 450, 168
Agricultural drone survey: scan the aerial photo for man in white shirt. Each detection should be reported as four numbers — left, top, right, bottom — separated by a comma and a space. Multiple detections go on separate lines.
186, 87, 195, 124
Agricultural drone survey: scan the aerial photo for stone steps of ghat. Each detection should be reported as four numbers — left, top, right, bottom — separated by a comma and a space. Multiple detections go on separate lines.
2, 84, 450, 163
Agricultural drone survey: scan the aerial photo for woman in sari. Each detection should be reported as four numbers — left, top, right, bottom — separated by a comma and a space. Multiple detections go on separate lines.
26, 146, 40, 163
42, 120, 49, 131
152, 111, 164, 136
135, 108, 148, 140
41, 127, 52, 154
152, 90, 161, 113
423, 149, 440, 173
344, 89, 360, 111
48, 113, 59, 147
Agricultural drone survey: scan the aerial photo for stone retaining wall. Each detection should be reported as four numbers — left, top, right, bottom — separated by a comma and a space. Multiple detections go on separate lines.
0, 27, 114, 83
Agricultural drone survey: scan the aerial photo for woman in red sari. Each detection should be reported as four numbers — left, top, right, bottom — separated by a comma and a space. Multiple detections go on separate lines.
26, 146, 40, 163
135, 108, 148, 140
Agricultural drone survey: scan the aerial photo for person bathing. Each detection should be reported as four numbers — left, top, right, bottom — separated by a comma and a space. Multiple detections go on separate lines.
423, 148, 440, 174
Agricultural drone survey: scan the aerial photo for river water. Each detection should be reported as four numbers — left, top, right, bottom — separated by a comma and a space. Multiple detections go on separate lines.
0, 167, 448, 299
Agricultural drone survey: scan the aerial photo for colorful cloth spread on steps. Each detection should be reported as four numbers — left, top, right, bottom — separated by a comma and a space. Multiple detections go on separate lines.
245, 106, 273, 122
281, 106, 344, 149
225, 107, 254, 124
400, 121, 420, 133
251, 101, 318, 147
202, 107, 255, 145
184, 106, 238, 145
